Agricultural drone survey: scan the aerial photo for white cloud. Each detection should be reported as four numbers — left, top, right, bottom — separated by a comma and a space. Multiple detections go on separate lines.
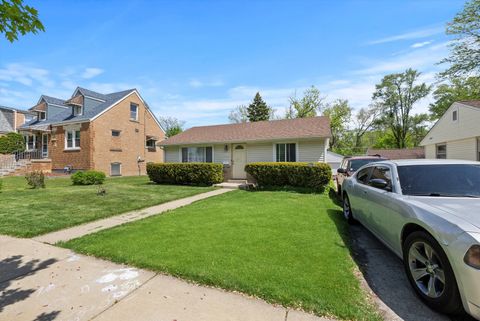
411, 40, 433, 48
188, 78, 224, 88
367, 26, 443, 45
81, 67, 104, 79
0, 63, 52, 87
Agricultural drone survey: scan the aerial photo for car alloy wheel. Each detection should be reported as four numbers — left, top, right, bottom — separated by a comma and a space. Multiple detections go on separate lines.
403, 231, 463, 315
407, 241, 445, 299
342, 195, 356, 224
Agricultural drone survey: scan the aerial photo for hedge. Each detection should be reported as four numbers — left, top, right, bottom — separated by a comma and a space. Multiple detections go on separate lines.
71, 170, 106, 185
245, 162, 331, 191
0, 132, 25, 154
147, 163, 223, 186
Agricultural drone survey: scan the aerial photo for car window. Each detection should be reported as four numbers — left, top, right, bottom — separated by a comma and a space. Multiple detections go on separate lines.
349, 158, 385, 172
356, 167, 371, 184
369, 166, 392, 189
397, 164, 480, 197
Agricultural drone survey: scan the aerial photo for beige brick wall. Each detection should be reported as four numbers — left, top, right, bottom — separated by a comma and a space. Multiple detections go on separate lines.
50, 123, 93, 171
91, 92, 164, 176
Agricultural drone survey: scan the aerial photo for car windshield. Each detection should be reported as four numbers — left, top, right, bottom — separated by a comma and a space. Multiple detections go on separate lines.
349, 159, 383, 172
397, 164, 480, 197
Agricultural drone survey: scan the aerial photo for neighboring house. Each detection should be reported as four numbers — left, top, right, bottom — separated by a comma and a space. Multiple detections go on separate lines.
326, 150, 343, 175
420, 100, 480, 161
160, 116, 331, 180
0, 105, 33, 135
18, 87, 165, 176
366, 147, 425, 160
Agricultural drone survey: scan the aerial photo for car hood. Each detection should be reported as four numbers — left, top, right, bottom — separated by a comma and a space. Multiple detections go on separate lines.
407, 197, 480, 231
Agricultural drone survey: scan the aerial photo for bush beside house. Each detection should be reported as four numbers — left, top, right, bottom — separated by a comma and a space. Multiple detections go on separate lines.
71, 170, 106, 185
0, 133, 25, 154
245, 162, 331, 191
147, 163, 223, 186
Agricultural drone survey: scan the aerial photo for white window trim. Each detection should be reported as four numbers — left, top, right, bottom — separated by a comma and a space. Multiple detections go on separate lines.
146, 138, 157, 149
130, 103, 139, 121
38, 111, 46, 121
178, 145, 214, 163
272, 142, 298, 162
435, 143, 447, 159
110, 162, 122, 176
73, 105, 83, 116
25, 134, 36, 151
65, 129, 81, 150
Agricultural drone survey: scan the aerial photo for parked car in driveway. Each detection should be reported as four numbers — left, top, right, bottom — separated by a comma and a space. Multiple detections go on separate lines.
336, 155, 386, 195
341, 159, 480, 320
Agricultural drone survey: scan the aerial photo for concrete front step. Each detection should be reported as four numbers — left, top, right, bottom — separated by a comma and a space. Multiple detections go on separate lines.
228, 179, 248, 184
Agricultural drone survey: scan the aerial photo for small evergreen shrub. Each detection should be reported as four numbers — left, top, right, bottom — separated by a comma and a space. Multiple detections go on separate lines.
147, 163, 223, 186
71, 170, 106, 185
25, 171, 45, 189
245, 162, 331, 191
0, 133, 25, 154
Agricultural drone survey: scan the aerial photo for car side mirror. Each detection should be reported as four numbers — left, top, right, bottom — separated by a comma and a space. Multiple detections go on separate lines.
337, 168, 346, 174
369, 178, 391, 191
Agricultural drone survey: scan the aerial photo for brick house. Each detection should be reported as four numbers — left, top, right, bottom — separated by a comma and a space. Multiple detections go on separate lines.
18, 87, 164, 176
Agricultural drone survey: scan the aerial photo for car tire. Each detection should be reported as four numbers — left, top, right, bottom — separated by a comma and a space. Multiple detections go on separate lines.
342, 194, 356, 225
403, 231, 463, 315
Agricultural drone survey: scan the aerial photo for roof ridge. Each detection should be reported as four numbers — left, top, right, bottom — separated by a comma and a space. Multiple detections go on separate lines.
188, 115, 329, 130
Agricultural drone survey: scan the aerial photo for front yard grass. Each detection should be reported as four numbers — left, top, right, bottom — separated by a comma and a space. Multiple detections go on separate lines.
0, 176, 213, 237
62, 190, 380, 321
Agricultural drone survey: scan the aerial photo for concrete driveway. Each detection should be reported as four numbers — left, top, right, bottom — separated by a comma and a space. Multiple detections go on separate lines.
349, 224, 477, 321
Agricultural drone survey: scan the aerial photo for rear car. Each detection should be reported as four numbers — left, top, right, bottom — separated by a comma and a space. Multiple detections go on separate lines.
336, 155, 386, 195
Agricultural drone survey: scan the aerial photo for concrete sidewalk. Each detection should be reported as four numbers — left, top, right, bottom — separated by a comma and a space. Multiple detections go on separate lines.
0, 236, 333, 321
33, 188, 233, 244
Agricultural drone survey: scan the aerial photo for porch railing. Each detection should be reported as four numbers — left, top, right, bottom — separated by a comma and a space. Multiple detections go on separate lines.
0, 150, 43, 171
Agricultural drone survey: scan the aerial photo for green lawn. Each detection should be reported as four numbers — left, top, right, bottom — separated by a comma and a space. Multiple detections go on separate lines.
62, 190, 380, 321
0, 176, 213, 237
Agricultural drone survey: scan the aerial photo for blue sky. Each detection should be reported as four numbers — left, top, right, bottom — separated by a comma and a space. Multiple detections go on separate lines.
0, 0, 465, 127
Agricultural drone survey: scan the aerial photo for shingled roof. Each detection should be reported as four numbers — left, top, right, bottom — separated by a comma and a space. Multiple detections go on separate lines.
458, 100, 480, 108
161, 116, 331, 146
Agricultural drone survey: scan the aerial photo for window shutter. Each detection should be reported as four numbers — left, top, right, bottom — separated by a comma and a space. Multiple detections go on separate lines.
205, 147, 213, 163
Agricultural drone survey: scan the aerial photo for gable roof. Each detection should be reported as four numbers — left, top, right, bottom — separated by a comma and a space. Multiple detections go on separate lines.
366, 147, 425, 160
20, 88, 137, 129
458, 100, 480, 108
160, 116, 331, 146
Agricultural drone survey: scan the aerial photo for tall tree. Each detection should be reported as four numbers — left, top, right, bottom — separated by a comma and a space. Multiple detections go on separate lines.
286, 86, 324, 118
373, 69, 431, 149
409, 113, 430, 147
429, 76, 480, 119
439, 0, 480, 78
247, 92, 271, 122
352, 103, 382, 148
322, 99, 352, 149
228, 105, 248, 123
159, 116, 185, 138
0, 0, 44, 42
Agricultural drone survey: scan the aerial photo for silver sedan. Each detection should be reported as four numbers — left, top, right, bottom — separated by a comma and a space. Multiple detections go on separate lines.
341, 159, 480, 320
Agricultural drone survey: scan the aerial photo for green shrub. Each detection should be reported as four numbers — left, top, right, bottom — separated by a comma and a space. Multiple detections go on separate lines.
71, 170, 106, 185
0, 179, 3, 192
0, 133, 25, 154
25, 171, 45, 189
147, 163, 223, 186
245, 162, 331, 191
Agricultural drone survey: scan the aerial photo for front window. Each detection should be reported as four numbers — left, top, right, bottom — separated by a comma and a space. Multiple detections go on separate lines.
436, 144, 447, 159
276, 143, 296, 162
25, 134, 36, 150
398, 164, 480, 197
66, 129, 81, 149
38, 111, 46, 121
181, 147, 213, 163
130, 103, 138, 121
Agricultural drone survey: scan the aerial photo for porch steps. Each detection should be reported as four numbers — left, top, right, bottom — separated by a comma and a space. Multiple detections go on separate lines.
214, 179, 251, 189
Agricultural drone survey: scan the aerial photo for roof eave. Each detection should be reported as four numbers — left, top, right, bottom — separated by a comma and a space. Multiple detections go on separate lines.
160, 135, 331, 147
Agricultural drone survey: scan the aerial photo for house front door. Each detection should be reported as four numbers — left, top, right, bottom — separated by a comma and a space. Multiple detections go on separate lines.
41, 133, 48, 158
232, 144, 247, 179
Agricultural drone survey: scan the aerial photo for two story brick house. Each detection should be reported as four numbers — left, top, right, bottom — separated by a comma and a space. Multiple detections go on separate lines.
19, 87, 165, 176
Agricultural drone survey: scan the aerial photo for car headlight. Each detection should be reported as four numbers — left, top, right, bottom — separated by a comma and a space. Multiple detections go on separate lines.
464, 245, 480, 269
